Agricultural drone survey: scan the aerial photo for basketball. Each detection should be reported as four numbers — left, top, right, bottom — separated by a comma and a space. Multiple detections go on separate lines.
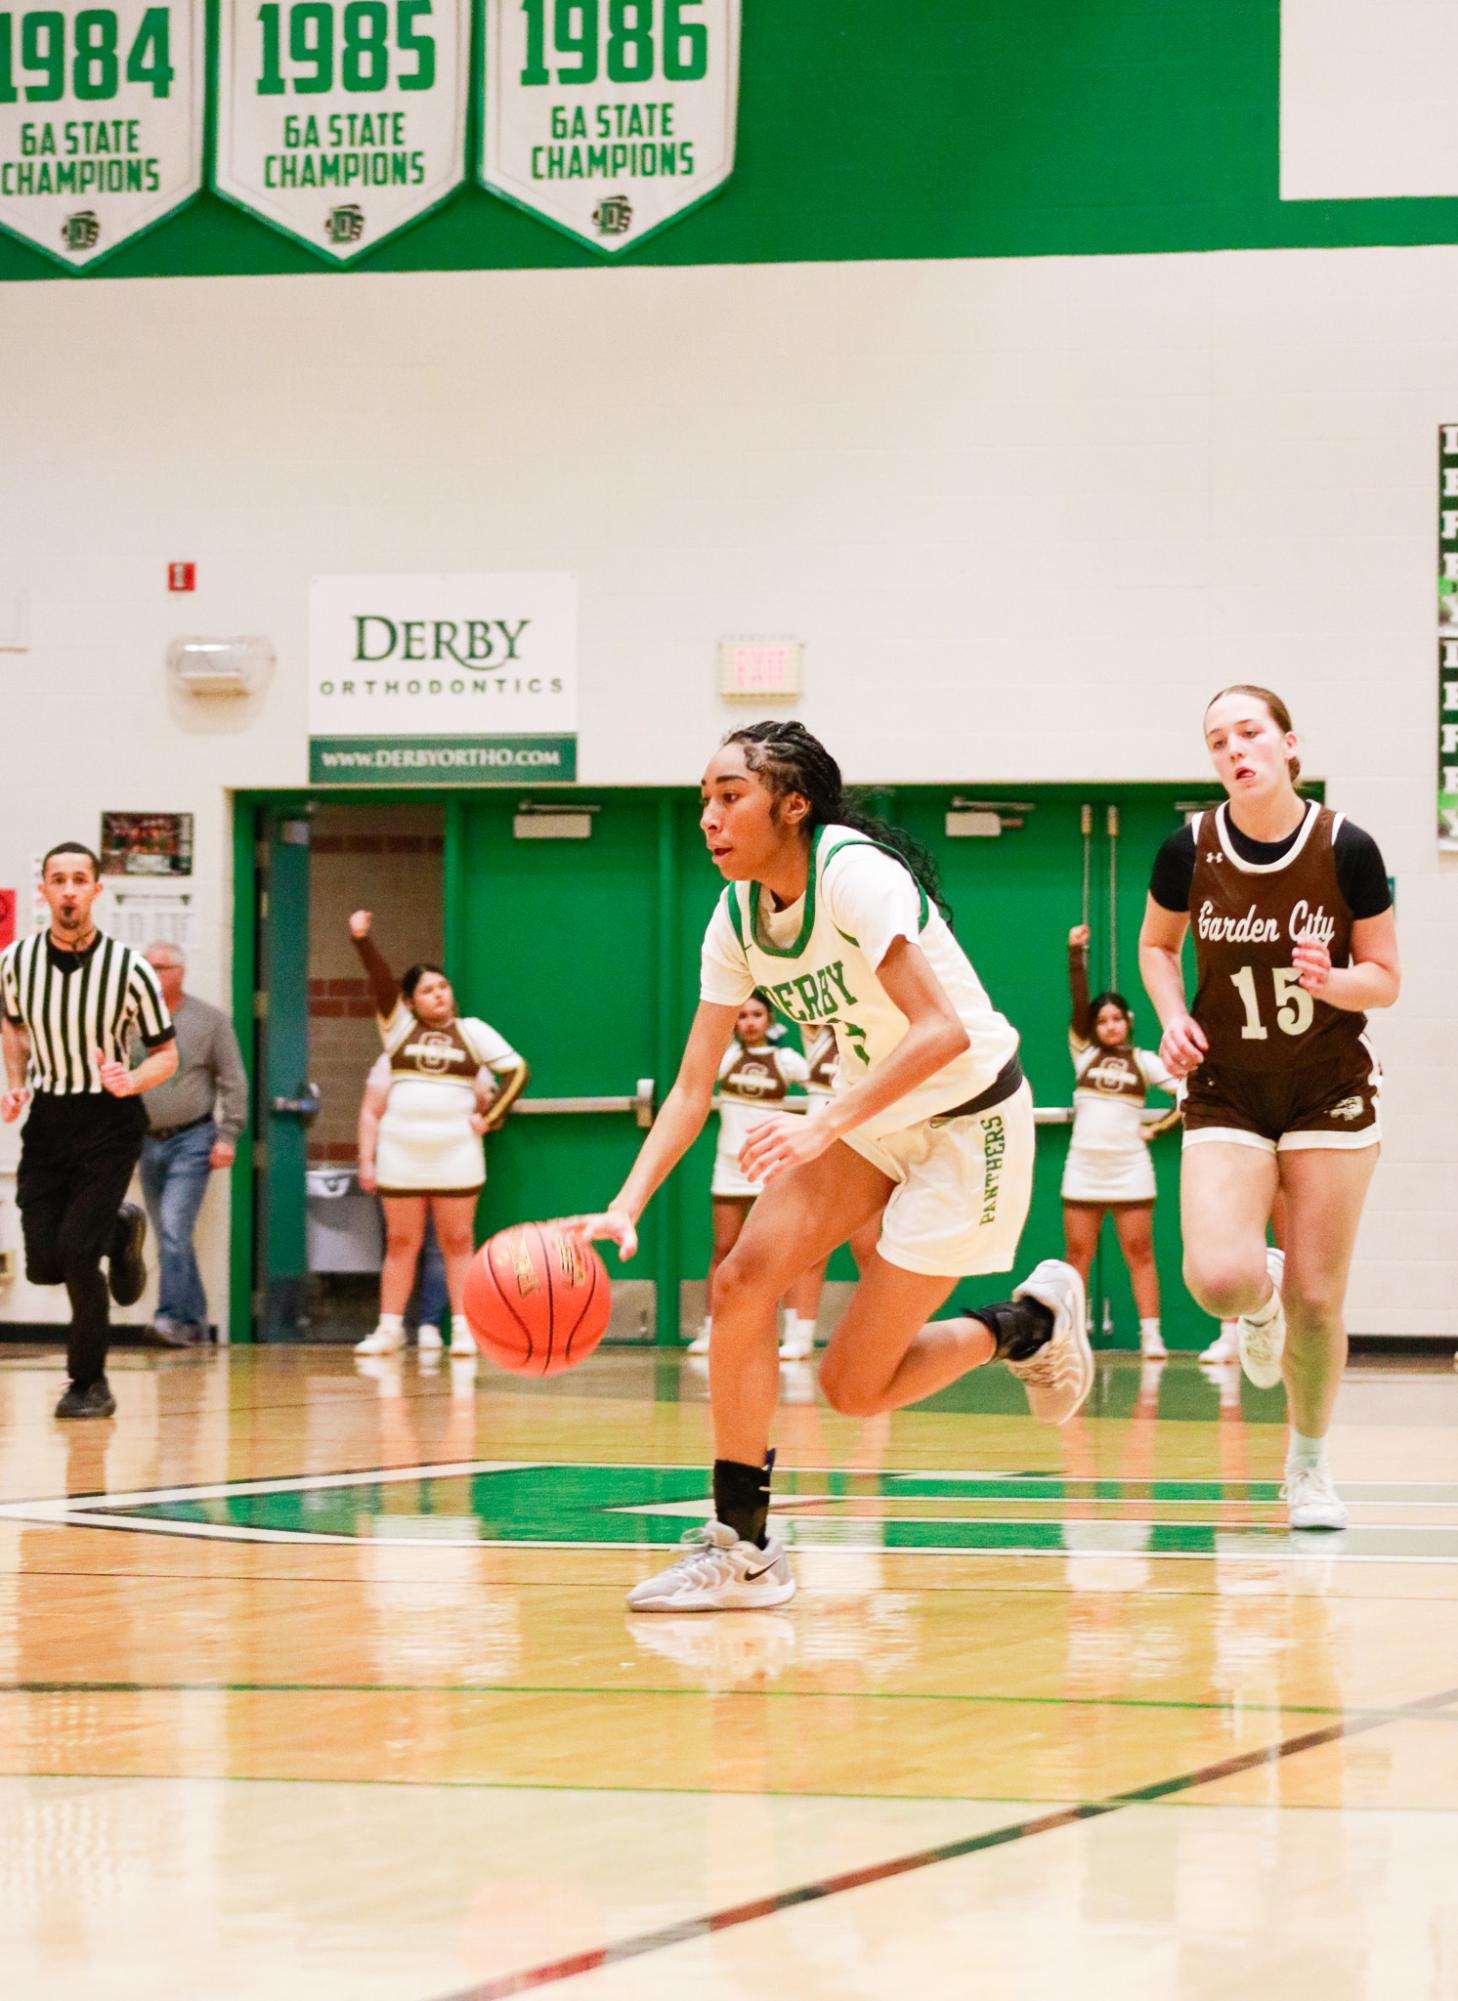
462, 1223, 612, 1376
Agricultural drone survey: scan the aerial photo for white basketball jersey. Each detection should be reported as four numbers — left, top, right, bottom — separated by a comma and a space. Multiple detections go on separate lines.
704, 825, 1019, 1141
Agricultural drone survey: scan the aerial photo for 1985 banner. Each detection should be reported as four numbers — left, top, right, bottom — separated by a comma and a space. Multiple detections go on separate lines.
480, 0, 739, 254
309, 572, 578, 785
214, 0, 468, 261
0, 0, 203, 266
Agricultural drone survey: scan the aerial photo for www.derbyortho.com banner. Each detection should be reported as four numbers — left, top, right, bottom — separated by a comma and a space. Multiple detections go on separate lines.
308, 572, 577, 785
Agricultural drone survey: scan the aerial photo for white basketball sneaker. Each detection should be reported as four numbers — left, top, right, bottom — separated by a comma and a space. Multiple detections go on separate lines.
686, 1322, 712, 1356
1237, 1248, 1287, 1389
1284, 1463, 1349, 1531
626, 1521, 796, 1612
416, 1323, 443, 1352
1202, 1323, 1238, 1363
1006, 1259, 1094, 1426
354, 1322, 405, 1356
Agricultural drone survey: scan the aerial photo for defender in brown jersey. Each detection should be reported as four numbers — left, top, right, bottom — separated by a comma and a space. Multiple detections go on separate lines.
1139, 687, 1400, 1532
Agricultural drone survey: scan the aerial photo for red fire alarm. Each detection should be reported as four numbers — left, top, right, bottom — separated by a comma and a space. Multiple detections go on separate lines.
168, 562, 196, 592
0, 889, 15, 951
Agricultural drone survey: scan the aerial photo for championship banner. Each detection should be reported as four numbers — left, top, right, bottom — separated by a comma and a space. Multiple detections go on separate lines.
309, 572, 578, 785
214, 0, 468, 263
1440, 426, 1458, 851
480, 0, 739, 255
0, 0, 203, 268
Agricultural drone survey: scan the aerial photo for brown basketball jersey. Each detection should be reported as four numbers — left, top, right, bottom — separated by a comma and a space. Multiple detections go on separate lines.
1189, 802, 1364, 1072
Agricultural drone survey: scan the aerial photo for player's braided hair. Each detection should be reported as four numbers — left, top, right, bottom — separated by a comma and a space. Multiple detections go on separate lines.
722, 719, 951, 923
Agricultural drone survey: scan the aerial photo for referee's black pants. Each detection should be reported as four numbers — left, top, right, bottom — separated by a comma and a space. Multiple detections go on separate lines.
17, 1093, 147, 1388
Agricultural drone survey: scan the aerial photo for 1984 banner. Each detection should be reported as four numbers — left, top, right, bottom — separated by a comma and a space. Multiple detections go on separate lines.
480, 0, 739, 254
214, 0, 468, 261
0, 0, 202, 266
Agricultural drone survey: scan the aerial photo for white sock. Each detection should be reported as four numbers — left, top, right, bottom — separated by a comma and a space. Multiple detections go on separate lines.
700, 1315, 712, 1338
1287, 1429, 1328, 1476
377, 1313, 404, 1334
1139, 1318, 1162, 1343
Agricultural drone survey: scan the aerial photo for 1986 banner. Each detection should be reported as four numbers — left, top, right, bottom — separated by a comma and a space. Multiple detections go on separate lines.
480, 0, 739, 254
0, 0, 203, 267
214, 0, 468, 261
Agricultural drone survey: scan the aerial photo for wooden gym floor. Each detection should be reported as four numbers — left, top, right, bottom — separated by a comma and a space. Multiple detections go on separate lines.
0, 1341, 1455, 2000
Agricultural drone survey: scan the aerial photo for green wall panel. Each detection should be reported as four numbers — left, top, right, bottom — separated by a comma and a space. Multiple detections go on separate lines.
7, 1, 1458, 282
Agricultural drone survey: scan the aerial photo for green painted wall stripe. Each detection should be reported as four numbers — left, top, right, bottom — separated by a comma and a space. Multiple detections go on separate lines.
7, 2, 1458, 282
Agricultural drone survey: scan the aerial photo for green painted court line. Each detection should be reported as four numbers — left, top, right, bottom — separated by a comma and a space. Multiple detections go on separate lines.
4, 1680, 1458, 1725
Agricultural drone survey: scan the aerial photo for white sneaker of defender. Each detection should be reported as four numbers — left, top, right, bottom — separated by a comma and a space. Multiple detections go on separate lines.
1283, 1464, 1349, 1532
626, 1520, 796, 1612
1237, 1247, 1287, 1390
1006, 1259, 1094, 1426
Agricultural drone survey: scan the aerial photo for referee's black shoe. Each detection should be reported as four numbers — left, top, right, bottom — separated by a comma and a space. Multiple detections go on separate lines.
108, 1202, 148, 1307
55, 1377, 117, 1420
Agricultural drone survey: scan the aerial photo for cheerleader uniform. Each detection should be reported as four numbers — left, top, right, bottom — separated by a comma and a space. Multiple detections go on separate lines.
711, 1038, 810, 1198
375, 999, 524, 1196
1061, 1033, 1178, 1205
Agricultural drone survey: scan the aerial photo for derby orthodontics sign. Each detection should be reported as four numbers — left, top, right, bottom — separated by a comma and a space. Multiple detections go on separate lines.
308, 572, 577, 784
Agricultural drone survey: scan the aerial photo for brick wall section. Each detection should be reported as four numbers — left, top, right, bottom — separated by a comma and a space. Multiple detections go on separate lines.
308, 807, 444, 1166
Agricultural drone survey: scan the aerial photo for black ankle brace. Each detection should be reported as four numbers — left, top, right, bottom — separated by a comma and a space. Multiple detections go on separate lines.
975, 1298, 1055, 1363
712, 1448, 775, 1548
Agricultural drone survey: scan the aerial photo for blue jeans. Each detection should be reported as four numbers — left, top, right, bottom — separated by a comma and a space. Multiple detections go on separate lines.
139, 1120, 216, 1331
412, 1216, 448, 1328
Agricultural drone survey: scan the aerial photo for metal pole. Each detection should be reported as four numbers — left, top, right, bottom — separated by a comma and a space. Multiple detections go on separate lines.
1080, 804, 1092, 932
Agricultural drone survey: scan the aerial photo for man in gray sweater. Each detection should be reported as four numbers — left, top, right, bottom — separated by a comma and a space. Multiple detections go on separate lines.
139, 942, 249, 1345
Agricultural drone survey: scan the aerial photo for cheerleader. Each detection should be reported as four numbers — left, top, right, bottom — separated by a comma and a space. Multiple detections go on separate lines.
1062, 924, 1179, 1358
686, 992, 810, 1356
349, 911, 529, 1357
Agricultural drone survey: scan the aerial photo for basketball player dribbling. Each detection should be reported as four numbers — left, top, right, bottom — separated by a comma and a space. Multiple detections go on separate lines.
569, 721, 1092, 1612
1138, 686, 1399, 1530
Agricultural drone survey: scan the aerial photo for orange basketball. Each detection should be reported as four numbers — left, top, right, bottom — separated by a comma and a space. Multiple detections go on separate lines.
462, 1223, 612, 1377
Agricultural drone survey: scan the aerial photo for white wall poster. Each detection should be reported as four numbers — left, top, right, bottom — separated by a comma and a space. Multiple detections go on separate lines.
0, 0, 203, 268
480, 0, 739, 254
214, 0, 469, 262
308, 572, 578, 785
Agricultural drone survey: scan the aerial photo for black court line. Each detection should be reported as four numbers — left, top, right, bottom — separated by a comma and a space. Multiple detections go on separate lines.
432, 1681, 1458, 2001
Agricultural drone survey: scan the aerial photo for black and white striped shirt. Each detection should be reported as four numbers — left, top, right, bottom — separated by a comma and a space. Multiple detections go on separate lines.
1, 932, 174, 1096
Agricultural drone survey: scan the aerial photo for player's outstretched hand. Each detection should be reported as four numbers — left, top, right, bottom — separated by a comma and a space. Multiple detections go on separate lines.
0, 1086, 28, 1123
1292, 932, 1332, 995
96, 1049, 134, 1098
348, 910, 372, 939
1068, 924, 1090, 951
740, 1111, 834, 1186
1158, 1013, 1207, 1079
559, 1209, 639, 1261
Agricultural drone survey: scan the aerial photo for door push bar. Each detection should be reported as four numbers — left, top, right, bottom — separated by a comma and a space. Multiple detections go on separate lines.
513, 1078, 657, 1130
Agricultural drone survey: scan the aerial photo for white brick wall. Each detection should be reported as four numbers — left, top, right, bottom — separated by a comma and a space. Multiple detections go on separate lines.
0, 246, 1454, 1334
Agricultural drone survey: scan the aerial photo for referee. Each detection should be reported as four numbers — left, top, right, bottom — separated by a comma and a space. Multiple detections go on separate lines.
0, 842, 177, 1419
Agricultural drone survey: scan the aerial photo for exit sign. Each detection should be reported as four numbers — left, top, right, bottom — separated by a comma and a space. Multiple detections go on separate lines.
168, 562, 196, 592
718, 637, 803, 699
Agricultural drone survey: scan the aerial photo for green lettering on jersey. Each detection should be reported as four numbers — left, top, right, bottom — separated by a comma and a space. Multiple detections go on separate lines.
770, 979, 803, 1022
792, 974, 822, 1018
820, 964, 852, 1016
